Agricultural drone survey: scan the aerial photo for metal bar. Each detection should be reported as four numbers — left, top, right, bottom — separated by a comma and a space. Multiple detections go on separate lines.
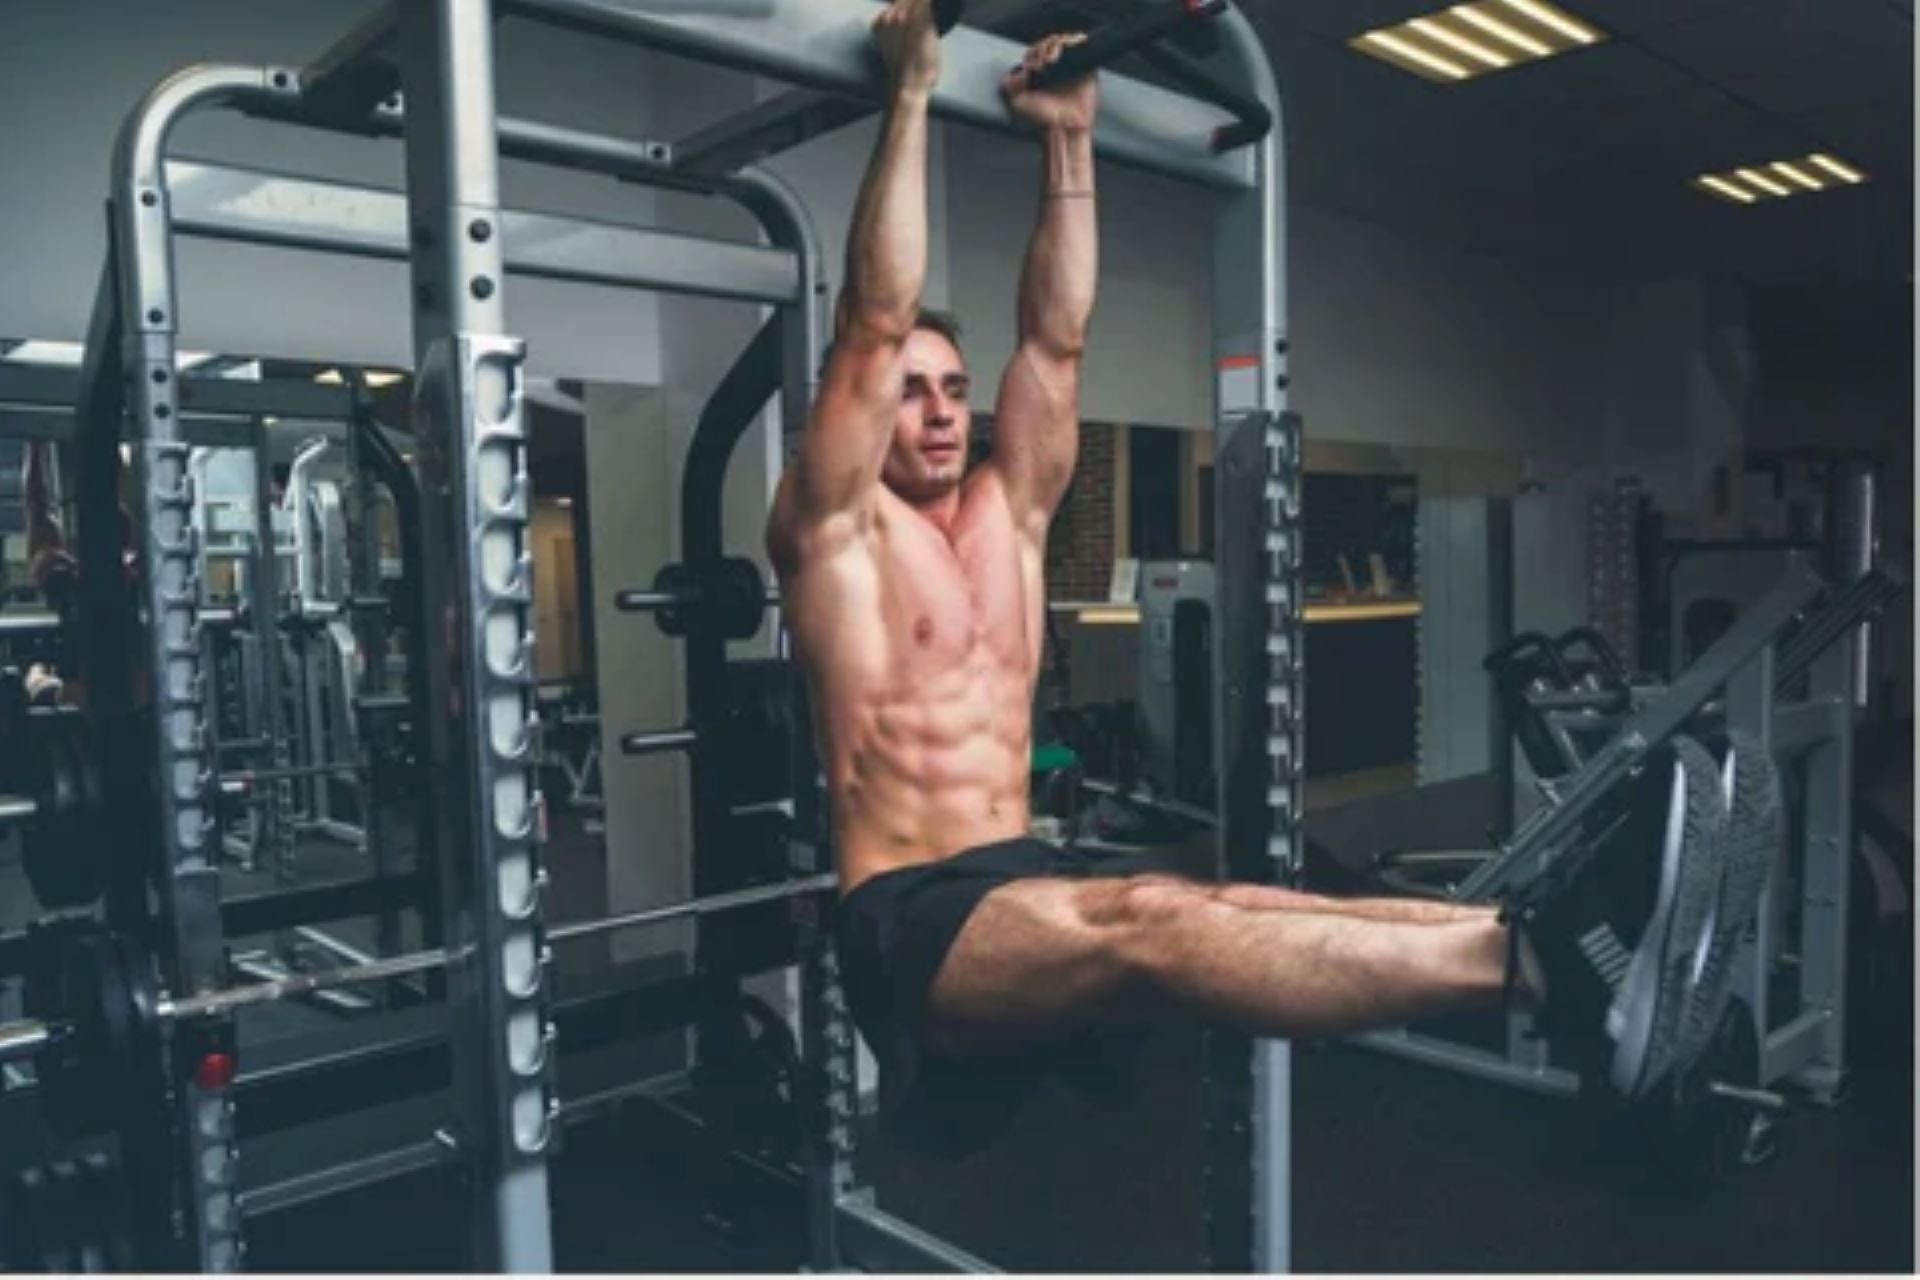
238, 1140, 452, 1220
1457, 563, 1827, 902
835, 1191, 1000, 1274
0, 356, 358, 422
0, 407, 77, 440
0, 1019, 55, 1066
1794, 636, 1853, 1100
614, 584, 782, 611
347, 405, 445, 977
614, 589, 678, 611
397, 0, 554, 1267
346, 382, 405, 969
222, 762, 362, 788
141, 873, 837, 1021
0, 610, 64, 636
621, 726, 698, 755
111, 63, 299, 1274
222, 872, 430, 939
547, 872, 834, 945
166, 159, 800, 305
494, 0, 1252, 189
298, 3, 402, 127
1351, 1028, 1581, 1097
0, 796, 34, 824
672, 86, 871, 178
1203, 10, 1287, 1268
1764, 1009, 1835, 1088
1774, 568, 1901, 690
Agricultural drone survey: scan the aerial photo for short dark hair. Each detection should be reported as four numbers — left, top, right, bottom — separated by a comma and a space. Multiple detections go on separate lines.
912, 307, 964, 357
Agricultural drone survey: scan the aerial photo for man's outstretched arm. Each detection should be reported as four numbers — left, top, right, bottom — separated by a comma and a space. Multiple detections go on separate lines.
991, 36, 1100, 542
769, 0, 938, 561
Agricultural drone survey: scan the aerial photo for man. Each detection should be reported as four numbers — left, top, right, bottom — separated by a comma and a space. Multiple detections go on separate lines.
766, 0, 1742, 1147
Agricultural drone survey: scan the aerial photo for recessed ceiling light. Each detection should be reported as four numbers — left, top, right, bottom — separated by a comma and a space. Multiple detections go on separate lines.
1807, 153, 1865, 184
1350, 0, 1605, 83
1694, 152, 1870, 204
1695, 175, 1757, 205
1735, 166, 1792, 198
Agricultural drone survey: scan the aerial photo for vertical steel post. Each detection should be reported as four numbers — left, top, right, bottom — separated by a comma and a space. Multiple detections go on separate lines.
347, 390, 403, 963
109, 130, 243, 1272
1208, 13, 1289, 1273
397, 0, 556, 1268
250, 419, 299, 900
732, 166, 843, 1268
1726, 644, 1775, 1053
1794, 638, 1854, 1099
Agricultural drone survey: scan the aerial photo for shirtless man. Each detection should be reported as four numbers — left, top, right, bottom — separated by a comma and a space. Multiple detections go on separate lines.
767, 0, 1740, 1146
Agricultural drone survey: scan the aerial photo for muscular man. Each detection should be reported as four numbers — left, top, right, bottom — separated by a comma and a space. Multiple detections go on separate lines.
767, 0, 1734, 1148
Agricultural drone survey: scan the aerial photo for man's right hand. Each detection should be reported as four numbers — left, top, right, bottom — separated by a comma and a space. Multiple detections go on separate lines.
873, 0, 941, 97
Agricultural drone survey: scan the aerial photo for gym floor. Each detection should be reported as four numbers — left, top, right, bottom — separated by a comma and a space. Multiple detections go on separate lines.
238, 988, 1912, 1272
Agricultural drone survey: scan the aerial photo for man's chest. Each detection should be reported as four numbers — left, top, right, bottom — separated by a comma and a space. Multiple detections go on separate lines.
876, 498, 1033, 670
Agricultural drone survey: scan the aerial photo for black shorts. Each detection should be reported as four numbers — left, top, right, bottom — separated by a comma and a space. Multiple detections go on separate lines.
835, 837, 1147, 1156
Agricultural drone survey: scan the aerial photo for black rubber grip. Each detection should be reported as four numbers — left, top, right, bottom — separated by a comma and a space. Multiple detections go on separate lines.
1029, 0, 1228, 91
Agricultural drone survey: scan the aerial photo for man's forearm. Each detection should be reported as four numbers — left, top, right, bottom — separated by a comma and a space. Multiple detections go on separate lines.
841, 88, 932, 337
1017, 127, 1098, 359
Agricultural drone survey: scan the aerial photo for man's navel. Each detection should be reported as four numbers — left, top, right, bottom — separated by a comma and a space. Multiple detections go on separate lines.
913, 616, 934, 645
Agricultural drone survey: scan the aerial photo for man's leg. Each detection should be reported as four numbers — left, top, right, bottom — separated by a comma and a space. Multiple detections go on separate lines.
1128, 874, 1490, 925
924, 874, 1521, 1056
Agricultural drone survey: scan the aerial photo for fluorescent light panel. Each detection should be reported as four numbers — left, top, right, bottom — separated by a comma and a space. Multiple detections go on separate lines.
1350, 0, 1605, 83
1694, 152, 1870, 204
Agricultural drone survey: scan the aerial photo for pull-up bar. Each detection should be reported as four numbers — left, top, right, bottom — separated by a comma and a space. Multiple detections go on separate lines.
491, 0, 1262, 188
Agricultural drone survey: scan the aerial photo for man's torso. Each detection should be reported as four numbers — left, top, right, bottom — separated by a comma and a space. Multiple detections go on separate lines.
779, 468, 1045, 891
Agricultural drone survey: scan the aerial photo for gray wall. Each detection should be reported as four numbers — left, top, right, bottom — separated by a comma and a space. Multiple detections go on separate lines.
0, 1, 667, 380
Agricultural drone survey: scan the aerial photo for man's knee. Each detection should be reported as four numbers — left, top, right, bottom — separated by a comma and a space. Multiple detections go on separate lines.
1083, 875, 1210, 986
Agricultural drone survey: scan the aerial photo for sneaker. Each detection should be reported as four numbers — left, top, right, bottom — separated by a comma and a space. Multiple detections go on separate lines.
1679, 732, 1782, 1065
1604, 734, 1727, 1097
1502, 735, 1728, 1100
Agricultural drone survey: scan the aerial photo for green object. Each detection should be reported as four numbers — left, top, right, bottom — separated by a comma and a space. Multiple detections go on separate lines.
1031, 742, 1079, 773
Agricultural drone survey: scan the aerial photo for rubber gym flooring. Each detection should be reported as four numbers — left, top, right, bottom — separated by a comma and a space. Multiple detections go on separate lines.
239, 992, 1912, 1272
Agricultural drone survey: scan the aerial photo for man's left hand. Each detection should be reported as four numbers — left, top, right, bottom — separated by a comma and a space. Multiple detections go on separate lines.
1003, 33, 1099, 133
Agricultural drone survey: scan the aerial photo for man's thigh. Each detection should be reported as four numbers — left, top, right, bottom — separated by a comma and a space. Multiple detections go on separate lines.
924, 873, 1151, 1055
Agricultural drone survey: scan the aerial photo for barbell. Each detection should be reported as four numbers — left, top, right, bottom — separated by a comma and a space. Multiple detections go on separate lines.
4, 871, 837, 1137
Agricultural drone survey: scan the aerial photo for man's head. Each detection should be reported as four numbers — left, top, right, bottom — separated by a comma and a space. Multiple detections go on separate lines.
881, 308, 972, 505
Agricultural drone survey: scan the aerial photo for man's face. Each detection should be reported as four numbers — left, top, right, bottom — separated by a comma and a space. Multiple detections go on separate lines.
882, 327, 972, 504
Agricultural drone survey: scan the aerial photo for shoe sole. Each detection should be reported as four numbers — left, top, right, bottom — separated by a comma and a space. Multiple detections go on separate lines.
1606, 735, 1725, 1098
1681, 733, 1783, 1063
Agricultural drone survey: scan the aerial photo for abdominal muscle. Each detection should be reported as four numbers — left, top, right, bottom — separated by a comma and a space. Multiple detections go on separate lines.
823, 655, 1035, 892
786, 485, 1042, 894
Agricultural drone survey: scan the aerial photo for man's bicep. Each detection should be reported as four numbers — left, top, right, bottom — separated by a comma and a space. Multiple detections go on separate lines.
794, 342, 901, 519
990, 344, 1081, 525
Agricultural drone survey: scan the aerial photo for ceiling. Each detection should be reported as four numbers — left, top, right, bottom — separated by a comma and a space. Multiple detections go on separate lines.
991, 0, 1915, 290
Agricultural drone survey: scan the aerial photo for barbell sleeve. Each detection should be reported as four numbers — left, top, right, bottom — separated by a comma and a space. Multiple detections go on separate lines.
0, 795, 37, 825
621, 727, 698, 756
0, 1018, 58, 1066
615, 586, 781, 612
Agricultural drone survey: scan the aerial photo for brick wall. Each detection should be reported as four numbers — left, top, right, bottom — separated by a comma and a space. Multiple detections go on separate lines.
1046, 422, 1118, 599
